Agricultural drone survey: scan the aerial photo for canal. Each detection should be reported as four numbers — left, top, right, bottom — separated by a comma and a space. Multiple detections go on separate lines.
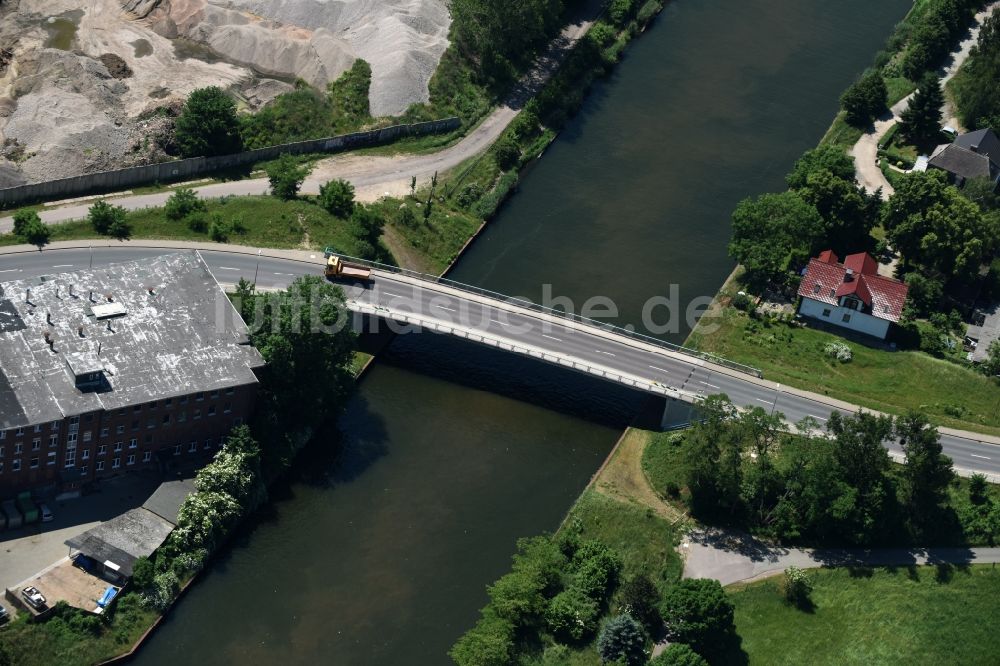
134, 0, 911, 663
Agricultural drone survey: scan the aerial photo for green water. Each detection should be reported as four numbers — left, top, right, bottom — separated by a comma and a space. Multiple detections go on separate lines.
43, 10, 83, 51
133, 1, 912, 664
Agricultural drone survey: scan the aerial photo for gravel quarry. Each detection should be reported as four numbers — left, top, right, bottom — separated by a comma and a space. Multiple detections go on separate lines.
0, 0, 450, 186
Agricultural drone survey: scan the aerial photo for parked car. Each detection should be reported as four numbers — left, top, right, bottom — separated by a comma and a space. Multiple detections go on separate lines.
0, 605, 9, 623
20, 586, 46, 610
39, 503, 53, 523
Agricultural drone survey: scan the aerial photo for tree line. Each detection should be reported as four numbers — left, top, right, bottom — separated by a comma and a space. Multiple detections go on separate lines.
952, 8, 1000, 131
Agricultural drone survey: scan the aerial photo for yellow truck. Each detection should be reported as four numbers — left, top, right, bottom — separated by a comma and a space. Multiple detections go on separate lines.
324, 252, 372, 282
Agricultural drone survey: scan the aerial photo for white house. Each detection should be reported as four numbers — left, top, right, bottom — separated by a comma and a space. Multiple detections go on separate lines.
797, 250, 909, 341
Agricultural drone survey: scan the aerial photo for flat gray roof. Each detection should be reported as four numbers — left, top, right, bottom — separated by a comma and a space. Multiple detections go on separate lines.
141, 478, 196, 526
0, 252, 264, 430
65, 508, 174, 577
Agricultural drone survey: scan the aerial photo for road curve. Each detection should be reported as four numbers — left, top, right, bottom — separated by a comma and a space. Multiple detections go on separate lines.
1, 244, 998, 479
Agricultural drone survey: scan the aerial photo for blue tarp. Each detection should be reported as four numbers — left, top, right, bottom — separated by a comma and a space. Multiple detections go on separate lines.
97, 587, 117, 608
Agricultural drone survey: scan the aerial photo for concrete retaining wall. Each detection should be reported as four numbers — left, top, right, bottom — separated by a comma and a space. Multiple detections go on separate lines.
0, 118, 460, 207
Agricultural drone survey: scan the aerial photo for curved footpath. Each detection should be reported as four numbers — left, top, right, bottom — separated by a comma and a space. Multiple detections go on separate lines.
682, 527, 1000, 586
0, 6, 602, 235
1, 241, 999, 481
852, 2, 1000, 197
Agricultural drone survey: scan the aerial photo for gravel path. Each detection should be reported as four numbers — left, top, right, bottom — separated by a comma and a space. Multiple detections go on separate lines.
0, 0, 605, 233
682, 527, 1000, 586
851, 2, 1000, 198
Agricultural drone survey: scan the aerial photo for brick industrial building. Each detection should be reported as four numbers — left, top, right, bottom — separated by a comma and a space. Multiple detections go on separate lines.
0, 252, 264, 496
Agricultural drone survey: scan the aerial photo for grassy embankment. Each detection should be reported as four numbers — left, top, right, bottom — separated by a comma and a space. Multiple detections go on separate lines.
730, 565, 1000, 665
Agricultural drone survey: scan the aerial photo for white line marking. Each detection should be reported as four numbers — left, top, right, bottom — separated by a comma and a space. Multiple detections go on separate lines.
51, 264, 73, 268
273, 272, 296, 277
381, 292, 406, 298
433, 304, 456, 312
701, 382, 720, 389
217, 267, 239, 271
0, 269, 20, 273
971, 454, 991, 460
649, 365, 669, 373
596, 350, 616, 357
808, 415, 828, 421
756, 398, 772, 404
542, 334, 562, 341
491, 319, 509, 326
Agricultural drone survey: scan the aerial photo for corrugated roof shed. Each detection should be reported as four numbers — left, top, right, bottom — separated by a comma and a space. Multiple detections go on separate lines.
65, 508, 174, 577
141, 478, 196, 526
0, 252, 264, 430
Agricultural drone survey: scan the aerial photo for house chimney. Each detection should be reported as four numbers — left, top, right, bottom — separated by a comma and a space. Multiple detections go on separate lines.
25, 287, 30, 303
98, 341, 102, 355
844, 268, 855, 282
68, 284, 74, 298
46, 311, 53, 325
106, 294, 113, 302
78, 325, 85, 337
147, 286, 155, 296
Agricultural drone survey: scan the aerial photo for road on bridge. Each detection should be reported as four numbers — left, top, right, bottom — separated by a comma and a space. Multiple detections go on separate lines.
1, 245, 999, 479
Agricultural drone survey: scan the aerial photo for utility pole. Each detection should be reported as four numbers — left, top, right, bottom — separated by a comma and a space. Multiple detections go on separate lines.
253, 249, 261, 288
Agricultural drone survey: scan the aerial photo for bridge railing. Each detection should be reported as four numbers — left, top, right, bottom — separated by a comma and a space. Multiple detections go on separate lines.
330, 252, 764, 378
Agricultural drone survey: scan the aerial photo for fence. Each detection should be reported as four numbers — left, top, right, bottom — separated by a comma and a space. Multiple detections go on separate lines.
0, 117, 461, 207
327, 251, 764, 378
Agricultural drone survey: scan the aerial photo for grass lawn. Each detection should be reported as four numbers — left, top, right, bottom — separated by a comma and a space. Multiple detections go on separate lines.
819, 112, 865, 151
1, 196, 370, 255
370, 196, 483, 274
730, 565, 1000, 665
687, 304, 1000, 436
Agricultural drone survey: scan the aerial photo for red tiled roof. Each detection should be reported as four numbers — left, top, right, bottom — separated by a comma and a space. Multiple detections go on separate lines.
817, 250, 839, 264
797, 251, 909, 323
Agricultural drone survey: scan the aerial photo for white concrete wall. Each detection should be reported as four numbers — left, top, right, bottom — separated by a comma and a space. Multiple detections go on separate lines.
799, 298, 890, 339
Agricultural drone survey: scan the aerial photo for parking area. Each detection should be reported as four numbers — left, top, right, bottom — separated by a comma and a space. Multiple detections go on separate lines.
11, 557, 117, 616
0, 473, 161, 592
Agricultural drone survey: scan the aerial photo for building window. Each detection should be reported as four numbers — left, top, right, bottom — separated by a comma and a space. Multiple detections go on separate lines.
225, 387, 234, 396
30, 457, 38, 469
80, 465, 87, 475
131, 420, 139, 431
195, 392, 204, 402
15, 427, 24, 437
116, 424, 125, 435
0, 462, 4, 474
49, 435, 58, 448
0, 446, 3, 457
188, 441, 197, 453
129, 438, 137, 449
100, 427, 109, 438
207, 406, 216, 417
83, 431, 92, 443
148, 401, 157, 410
33, 424, 42, 433
178, 412, 187, 423
164, 398, 172, 407
127, 454, 135, 466
69, 416, 79, 425
15, 443, 23, 455
210, 390, 219, 399
65, 450, 76, 467
173, 444, 182, 456
50, 421, 60, 430
162, 414, 171, 425
143, 451, 151, 463
47, 451, 56, 465
193, 409, 202, 421
98, 444, 107, 456
204, 438, 212, 450
31, 439, 40, 451
82, 449, 90, 460
179, 395, 189, 405
112, 457, 121, 469
0, 430, 5, 440
223, 402, 232, 414
114, 441, 123, 452
96, 461, 105, 472
147, 420, 156, 430
133, 405, 142, 413
822, 308, 831, 317
12, 458, 21, 472
67, 433, 77, 447
842, 313, 852, 323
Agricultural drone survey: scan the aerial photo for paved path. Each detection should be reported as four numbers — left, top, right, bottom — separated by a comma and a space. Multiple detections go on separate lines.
852, 2, 1000, 198
682, 527, 1000, 586
2, 242, 1000, 479
0, 3, 603, 235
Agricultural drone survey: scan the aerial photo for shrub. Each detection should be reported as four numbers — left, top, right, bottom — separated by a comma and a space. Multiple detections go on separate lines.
608, 0, 635, 26
11, 209, 50, 245
596, 613, 647, 665
659, 579, 735, 656
493, 135, 521, 170
449, 611, 516, 666
823, 341, 853, 363
841, 69, 888, 126
781, 566, 814, 609
141, 570, 180, 611
131, 556, 155, 590
165, 188, 206, 221
731, 292, 753, 312
545, 586, 600, 641
266, 154, 309, 200
88, 200, 131, 238
186, 213, 208, 233
650, 643, 709, 666
208, 214, 230, 242
589, 22, 618, 47
487, 569, 546, 626
318, 178, 356, 218
618, 574, 661, 633
571, 540, 623, 601
175, 86, 243, 158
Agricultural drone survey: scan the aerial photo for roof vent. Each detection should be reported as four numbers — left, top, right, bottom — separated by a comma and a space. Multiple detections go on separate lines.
93, 302, 128, 320
844, 268, 855, 282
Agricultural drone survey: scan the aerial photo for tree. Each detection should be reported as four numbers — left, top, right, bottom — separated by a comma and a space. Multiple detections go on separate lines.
896, 411, 953, 531
266, 154, 309, 200
826, 411, 895, 544
349, 205, 386, 259
841, 70, 888, 126
982, 340, 1000, 377
728, 191, 825, 288
493, 135, 520, 170
961, 177, 1000, 212
175, 86, 242, 157
969, 473, 989, 505
951, 11, 1000, 129
131, 556, 155, 590
899, 73, 944, 144
165, 188, 206, 221
596, 613, 646, 665
608, 0, 634, 25
786, 145, 857, 189
448, 611, 515, 666
12, 209, 50, 246
618, 574, 661, 633
649, 644, 709, 666
903, 272, 944, 317
319, 178, 355, 218
659, 579, 735, 658
487, 569, 546, 626
797, 168, 878, 255
545, 587, 600, 641
88, 200, 131, 239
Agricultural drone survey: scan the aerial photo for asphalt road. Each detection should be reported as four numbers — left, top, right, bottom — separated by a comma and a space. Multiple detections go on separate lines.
2, 247, 998, 477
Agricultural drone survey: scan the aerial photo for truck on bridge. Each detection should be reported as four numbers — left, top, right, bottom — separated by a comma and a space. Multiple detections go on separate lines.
324, 249, 372, 282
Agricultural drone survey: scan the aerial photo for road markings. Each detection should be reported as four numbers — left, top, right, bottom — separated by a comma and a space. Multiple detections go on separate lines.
0, 268, 20, 273
217, 267, 239, 271
700, 381, 720, 389
596, 350, 616, 357
649, 365, 669, 373
273, 272, 296, 277
542, 334, 562, 341
808, 415, 828, 421
755, 398, 772, 404
433, 304, 456, 312
51, 264, 73, 268
971, 454, 992, 460
490, 319, 509, 326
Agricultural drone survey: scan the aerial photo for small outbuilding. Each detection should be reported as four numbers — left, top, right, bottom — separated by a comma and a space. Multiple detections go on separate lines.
927, 128, 1000, 187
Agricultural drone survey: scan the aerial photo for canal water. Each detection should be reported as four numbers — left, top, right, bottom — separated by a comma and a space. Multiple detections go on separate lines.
134, 0, 911, 664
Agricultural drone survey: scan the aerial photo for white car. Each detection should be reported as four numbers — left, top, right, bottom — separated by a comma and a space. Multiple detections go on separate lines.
39, 503, 53, 523
21, 586, 46, 610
